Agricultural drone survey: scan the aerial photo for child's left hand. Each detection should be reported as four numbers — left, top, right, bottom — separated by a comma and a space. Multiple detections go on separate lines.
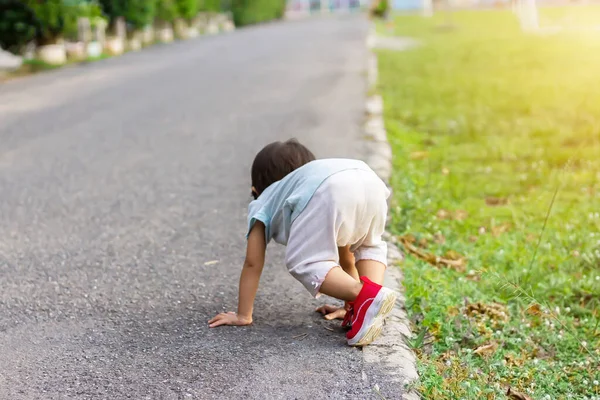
316, 304, 348, 320
208, 312, 253, 328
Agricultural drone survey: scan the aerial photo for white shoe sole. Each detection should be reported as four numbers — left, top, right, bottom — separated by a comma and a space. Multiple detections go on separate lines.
347, 288, 397, 347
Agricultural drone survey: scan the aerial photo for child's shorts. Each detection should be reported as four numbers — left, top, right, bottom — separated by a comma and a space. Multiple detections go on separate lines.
285, 168, 391, 297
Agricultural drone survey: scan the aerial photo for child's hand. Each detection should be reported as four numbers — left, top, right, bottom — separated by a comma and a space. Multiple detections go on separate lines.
315, 304, 348, 320
208, 312, 252, 328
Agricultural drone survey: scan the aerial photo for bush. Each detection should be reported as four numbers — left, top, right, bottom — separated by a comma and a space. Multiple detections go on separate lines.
176, 0, 198, 21
231, 0, 285, 26
370, 0, 389, 18
98, 0, 155, 30
156, 0, 179, 23
62, 0, 104, 41
97, 0, 126, 22
0, 0, 39, 54
124, 0, 156, 29
198, 0, 223, 12
25, 0, 68, 45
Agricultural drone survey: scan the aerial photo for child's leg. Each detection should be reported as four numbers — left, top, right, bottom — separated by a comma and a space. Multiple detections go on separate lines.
339, 245, 359, 281
356, 259, 385, 285
318, 266, 363, 302
316, 247, 359, 320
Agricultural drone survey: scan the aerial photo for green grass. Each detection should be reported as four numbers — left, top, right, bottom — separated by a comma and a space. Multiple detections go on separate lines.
1, 54, 112, 82
379, 8, 600, 399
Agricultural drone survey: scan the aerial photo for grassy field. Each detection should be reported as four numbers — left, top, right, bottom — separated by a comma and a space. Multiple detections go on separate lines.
378, 7, 600, 399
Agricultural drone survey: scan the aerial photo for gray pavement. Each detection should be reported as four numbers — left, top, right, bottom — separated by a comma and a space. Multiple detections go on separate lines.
0, 16, 403, 399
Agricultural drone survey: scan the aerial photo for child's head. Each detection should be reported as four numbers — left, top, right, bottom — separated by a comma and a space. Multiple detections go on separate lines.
251, 138, 315, 199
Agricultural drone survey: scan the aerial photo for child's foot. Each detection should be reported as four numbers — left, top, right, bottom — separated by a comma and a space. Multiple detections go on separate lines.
346, 276, 397, 346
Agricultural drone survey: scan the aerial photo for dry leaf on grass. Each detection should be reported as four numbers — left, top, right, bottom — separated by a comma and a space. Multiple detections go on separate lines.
466, 270, 481, 281
465, 301, 510, 323
436, 209, 451, 220
436, 209, 468, 221
491, 223, 511, 237
402, 234, 417, 244
486, 196, 509, 206
504, 353, 525, 367
447, 306, 460, 317
399, 236, 466, 272
525, 303, 542, 316
454, 210, 468, 221
434, 233, 446, 244
444, 250, 463, 261
473, 341, 498, 357
410, 151, 429, 160
506, 387, 532, 400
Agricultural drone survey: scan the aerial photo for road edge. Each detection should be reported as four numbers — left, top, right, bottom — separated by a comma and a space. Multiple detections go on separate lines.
361, 26, 421, 400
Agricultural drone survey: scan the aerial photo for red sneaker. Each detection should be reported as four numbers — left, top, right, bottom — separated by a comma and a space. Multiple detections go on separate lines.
342, 303, 353, 328
346, 276, 397, 346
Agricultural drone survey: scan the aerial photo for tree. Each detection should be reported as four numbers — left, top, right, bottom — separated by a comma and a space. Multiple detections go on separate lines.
198, 0, 223, 12
124, 0, 156, 29
176, 0, 199, 21
156, 0, 179, 23
62, 0, 104, 41
370, 0, 389, 19
231, 0, 286, 26
97, 0, 156, 30
0, 0, 39, 54
25, 0, 68, 45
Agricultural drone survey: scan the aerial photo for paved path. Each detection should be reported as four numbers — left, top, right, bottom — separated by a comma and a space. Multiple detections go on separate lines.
0, 16, 402, 399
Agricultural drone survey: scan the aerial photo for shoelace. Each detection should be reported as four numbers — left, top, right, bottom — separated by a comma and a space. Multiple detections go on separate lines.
342, 305, 354, 328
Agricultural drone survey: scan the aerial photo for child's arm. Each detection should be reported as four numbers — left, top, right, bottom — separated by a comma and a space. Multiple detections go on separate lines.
208, 222, 266, 328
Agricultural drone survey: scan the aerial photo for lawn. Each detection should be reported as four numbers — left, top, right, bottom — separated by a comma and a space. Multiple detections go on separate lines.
378, 7, 600, 399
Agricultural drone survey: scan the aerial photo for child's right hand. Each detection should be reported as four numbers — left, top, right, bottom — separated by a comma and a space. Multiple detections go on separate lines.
208, 312, 253, 328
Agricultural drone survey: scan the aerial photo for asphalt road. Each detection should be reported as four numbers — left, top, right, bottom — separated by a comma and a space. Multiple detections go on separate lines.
0, 16, 403, 399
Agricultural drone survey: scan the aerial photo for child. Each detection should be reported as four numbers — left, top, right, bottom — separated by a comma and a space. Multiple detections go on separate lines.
208, 139, 396, 346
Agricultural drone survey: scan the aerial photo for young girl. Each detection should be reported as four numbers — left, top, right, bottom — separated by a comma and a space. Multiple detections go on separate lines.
208, 139, 396, 346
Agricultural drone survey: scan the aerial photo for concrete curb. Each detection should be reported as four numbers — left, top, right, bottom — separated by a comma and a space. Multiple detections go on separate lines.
361, 27, 420, 400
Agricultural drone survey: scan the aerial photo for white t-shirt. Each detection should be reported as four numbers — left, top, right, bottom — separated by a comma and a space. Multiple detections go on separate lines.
247, 158, 374, 245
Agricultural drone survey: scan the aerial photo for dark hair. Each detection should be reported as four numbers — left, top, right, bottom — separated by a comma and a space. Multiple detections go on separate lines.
251, 138, 316, 199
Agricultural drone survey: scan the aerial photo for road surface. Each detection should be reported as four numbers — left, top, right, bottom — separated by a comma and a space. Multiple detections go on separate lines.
0, 16, 403, 399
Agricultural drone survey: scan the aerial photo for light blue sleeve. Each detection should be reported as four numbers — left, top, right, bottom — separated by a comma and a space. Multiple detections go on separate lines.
247, 200, 271, 242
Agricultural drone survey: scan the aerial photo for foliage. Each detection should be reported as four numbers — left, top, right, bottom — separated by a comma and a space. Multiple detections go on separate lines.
175, 0, 198, 21
0, 0, 39, 54
231, 0, 285, 26
379, 8, 600, 399
62, 0, 104, 41
98, 0, 154, 29
24, 0, 68, 45
370, 0, 389, 18
198, 0, 223, 12
124, 0, 156, 29
155, 0, 179, 23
